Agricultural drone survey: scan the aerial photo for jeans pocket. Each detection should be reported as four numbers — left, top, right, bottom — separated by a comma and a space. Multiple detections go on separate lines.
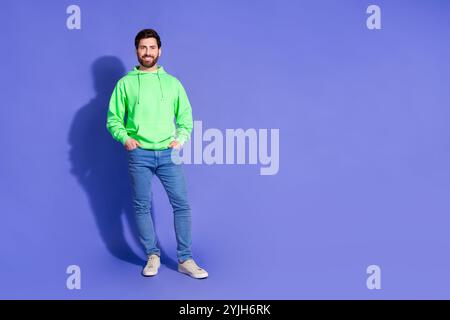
168, 148, 182, 165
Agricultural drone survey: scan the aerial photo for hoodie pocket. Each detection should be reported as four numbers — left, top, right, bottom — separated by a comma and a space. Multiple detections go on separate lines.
136, 122, 173, 143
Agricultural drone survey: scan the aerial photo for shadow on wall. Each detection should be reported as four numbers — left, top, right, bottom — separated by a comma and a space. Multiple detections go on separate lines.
67, 56, 177, 271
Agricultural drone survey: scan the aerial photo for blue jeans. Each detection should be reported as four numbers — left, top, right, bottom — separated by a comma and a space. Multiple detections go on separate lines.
127, 147, 192, 263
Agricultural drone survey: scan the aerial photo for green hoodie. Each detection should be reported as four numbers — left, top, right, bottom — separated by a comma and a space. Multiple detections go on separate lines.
106, 65, 193, 150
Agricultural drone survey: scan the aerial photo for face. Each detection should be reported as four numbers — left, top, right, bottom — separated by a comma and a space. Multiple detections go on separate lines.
136, 37, 161, 68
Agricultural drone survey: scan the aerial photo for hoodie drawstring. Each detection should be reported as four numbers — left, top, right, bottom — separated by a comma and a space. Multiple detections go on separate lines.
138, 73, 141, 104
157, 71, 164, 101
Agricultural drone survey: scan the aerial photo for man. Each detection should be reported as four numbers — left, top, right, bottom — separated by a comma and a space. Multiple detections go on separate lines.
106, 28, 208, 279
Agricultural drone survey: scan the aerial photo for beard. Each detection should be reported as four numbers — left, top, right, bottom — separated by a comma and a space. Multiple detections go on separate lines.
138, 54, 159, 69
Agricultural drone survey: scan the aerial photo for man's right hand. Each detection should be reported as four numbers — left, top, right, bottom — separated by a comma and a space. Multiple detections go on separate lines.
124, 138, 142, 151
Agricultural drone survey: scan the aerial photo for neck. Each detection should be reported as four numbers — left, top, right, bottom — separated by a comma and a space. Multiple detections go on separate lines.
139, 64, 158, 72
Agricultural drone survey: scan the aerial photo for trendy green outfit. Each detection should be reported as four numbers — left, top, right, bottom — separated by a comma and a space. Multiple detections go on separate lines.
107, 65, 193, 149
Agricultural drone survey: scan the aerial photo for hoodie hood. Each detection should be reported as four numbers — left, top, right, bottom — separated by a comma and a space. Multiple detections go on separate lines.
127, 65, 167, 104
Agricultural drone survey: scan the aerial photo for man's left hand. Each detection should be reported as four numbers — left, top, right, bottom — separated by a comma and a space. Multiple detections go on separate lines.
168, 140, 181, 150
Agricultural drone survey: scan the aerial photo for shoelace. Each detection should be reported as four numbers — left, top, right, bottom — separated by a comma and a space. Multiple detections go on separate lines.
147, 256, 158, 268
185, 260, 203, 271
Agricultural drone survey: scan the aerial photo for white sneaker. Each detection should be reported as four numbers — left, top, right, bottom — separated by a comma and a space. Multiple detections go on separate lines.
142, 254, 160, 277
178, 259, 208, 279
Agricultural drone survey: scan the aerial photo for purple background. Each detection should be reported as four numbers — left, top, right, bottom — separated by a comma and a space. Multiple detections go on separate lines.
1, 0, 450, 299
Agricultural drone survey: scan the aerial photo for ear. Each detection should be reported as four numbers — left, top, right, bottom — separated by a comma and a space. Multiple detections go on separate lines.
158, 47, 162, 57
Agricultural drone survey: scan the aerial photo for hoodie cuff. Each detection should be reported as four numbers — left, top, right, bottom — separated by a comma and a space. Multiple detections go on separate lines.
120, 134, 130, 145
176, 136, 187, 146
